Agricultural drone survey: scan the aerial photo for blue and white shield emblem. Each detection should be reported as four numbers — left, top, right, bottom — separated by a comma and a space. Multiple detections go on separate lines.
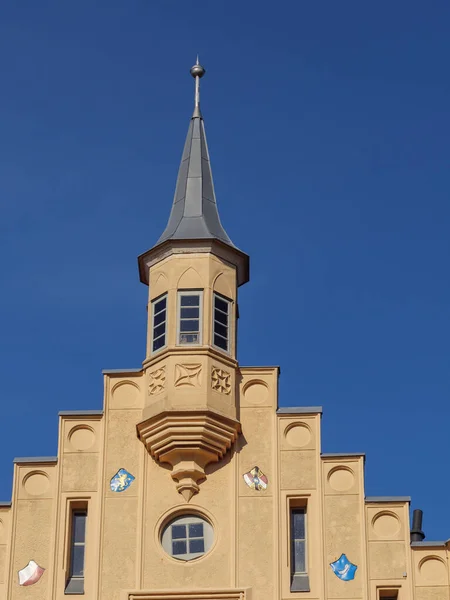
330, 553, 357, 581
110, 468, 135, 492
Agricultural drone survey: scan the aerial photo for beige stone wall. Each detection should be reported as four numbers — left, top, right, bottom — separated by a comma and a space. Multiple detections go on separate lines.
278, 407, 324, 600
0, 504, 11, 597
3, 250, 450, 600
322, 455, 366, 600
8, 460, 57, 600
238, 367, 279, 599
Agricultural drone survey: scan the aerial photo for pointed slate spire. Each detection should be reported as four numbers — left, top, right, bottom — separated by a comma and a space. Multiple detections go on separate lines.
155, 59, 235, 248
138, 60, 249, 287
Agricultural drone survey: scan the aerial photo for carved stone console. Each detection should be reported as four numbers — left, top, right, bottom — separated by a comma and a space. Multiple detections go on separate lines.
137, 409, 240, 501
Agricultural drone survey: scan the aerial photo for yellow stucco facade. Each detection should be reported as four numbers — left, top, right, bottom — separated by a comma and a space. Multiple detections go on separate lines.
0, 64, 448, 600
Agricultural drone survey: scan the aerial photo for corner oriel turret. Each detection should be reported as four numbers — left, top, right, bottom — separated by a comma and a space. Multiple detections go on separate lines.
137, 60, 249, 501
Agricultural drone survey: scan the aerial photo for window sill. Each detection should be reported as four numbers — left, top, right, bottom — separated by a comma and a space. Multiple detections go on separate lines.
290, 574, 310, 592
64, 578, 84, 595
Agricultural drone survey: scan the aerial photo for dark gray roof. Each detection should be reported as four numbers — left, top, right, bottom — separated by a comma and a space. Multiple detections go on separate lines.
321, 452, 366, 458
156, 113, 235, 247
276, 406, 323, 414
59, 410, 103, 416
102, 368, 142, 374
13, 456, 57, 464
365, 496, 411, 503
411, 541, 447, 547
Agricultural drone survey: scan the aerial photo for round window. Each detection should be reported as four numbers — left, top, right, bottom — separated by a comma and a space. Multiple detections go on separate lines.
161, 514, 213, 561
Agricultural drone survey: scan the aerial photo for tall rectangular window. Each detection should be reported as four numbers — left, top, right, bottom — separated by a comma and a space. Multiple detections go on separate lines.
213, 293, 230, 352
65, 509, 87, 594
152, 294, 167, 352
290, 507, 309, 592
178, 291, 202, 344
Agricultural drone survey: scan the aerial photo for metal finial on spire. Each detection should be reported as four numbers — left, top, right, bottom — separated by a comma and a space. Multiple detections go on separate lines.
190, 57, 205, 118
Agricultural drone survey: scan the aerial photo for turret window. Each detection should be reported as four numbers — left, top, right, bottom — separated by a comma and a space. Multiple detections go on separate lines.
178, 291, 202, 345
213, 294, 230, 352
152, 295, 167, 352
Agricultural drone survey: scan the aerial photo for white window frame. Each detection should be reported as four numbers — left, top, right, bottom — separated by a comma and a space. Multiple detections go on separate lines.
161, 514, 213, 561
212, 293, 231, 354
177, 290, 203, 346
151, 293, 168, 354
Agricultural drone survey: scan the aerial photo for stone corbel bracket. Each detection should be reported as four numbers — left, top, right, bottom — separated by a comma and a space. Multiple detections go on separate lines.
137, 410, 240, 501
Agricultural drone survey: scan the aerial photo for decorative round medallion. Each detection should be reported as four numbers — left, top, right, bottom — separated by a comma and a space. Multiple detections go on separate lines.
69, 426, 95, 451
419, 557, 447, 583
372, 512, 401, 538
327, 467, 355, 492
23, 472, 49, 496
285, 424, 311, 448
111, 382, 139, 407
243, 381, 268, 405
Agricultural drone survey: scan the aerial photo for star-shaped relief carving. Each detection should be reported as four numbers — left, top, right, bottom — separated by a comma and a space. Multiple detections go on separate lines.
148, 367, 166, 395
211, 367, 231, 395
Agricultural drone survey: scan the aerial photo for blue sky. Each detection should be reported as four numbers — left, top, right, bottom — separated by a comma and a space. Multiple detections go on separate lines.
1, 2, 449, 540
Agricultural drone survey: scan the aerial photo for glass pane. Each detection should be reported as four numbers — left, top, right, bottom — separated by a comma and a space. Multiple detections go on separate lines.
154, 310, 166, 326
154, 297, 166, 313
189, 538, 205, 554
180, 333, 199, 344
188, 523, 204, 538
214, 309, 228, 325
214, 297, 228, 313
153, 335, 165, 351
171, 524, 186, 539
154, 323, 165, 338
180, 319, 199, 332
73, 513, 86, 543
180, 295, 200, 307
71, 544, 85, 577
292, 510, 305, 540
214, 334, 227, 350
214, 322, 227, 338
172, 540, 187, 555
181, 307, 199, 319
293, 540, 306, 573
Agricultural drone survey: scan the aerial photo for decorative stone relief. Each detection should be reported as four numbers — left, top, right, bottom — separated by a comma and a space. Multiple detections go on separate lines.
110, 468, 135, 492
18, 560, 45, 586
211, 366, 231, 394
69, 425, 95, 451
372, 511, 400, 538
138, 411, 240, 502
175, 363, 202, 387
23, 472, 49, 496
327, 466, 355, 492
243, 466, 268, 491
148, 367, 166, 395
419, 556, 448, 583
330, 554, 357, 581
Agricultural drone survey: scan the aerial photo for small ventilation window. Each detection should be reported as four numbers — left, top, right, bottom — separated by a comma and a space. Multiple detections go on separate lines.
152, 294, 167, 353
213, 293, 231, 352
378, 590, 399, 600
161, 514, 213, 561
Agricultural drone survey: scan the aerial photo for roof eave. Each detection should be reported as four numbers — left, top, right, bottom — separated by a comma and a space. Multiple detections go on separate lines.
138, 238, 249, 287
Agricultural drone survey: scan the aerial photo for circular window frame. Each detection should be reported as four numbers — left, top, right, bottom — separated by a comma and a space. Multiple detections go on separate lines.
156, 505, 217, 564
